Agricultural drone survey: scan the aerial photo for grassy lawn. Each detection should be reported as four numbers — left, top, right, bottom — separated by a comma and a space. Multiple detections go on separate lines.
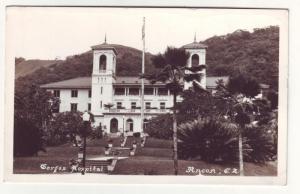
13, 137, 277, 176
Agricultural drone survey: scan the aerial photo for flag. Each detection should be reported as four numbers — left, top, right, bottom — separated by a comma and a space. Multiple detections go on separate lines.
142, 17, 145, 40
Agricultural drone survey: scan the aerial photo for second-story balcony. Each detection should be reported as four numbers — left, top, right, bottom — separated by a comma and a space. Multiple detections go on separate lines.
105, 108, 171, 114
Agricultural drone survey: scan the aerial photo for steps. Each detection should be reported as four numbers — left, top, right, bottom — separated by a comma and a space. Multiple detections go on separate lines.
121, 136, 128, 147
111, 147, 131, 157
77, 136, 146, 174
125, 136, 141, 147
86, 159, 111, 167
84, 159, 111, 173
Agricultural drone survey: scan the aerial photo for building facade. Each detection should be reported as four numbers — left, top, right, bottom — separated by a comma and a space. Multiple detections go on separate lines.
41, 40, 228, 134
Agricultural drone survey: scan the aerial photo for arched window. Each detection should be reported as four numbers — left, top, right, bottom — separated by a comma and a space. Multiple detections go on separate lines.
110, 118, 118, 133
99, 55, 107, 70
191, 54, 199, 66
126, 118, 134, 132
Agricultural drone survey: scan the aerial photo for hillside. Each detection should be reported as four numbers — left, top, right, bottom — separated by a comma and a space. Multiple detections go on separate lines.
204, 26, 279, 88
14, 44, 156, 104
15, 44, 155, 85
15, 59, 62, 79
15, 26, 279, 94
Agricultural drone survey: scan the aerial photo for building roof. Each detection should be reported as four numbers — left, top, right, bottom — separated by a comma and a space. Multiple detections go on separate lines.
40, 76, 229, 89
182, 41, 208, 49
91, 42, 118, 55
40, 77, 92, 89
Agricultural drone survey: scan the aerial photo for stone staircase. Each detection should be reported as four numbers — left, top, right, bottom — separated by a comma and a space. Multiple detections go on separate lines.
77, 135, 147, 174
85, 159, 111, 173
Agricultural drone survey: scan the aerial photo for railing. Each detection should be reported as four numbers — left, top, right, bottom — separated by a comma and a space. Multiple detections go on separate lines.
113, 94, 170, 97
106, 108, 170, 114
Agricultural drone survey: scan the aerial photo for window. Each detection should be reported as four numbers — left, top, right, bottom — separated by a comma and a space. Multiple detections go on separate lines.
71, 90, 78, 98
157, 88, 168, 96
144, 88, 154, 95
192, 54, 199, 66
145, 102, 151, 109
53, 90, 60, 97
99, 55, 107, 70
100, 101, 102, 108
101, 87, 103, 94
143, 119, 149, 130
115, 88, 125, 95
88, 103, 91, 111
131, 102, 137, 109
88, 90, 92, 98
70, 103, 77, 112
160, 102, 166, 109
128, 88, 139, 96
117, 102, 122, 109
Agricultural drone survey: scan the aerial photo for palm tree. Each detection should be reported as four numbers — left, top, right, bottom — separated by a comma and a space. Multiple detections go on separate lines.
144, 47, 205, 175
215, 74, 260, 175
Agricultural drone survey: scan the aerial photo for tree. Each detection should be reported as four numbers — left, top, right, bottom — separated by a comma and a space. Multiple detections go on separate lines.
146, 89, 214, 140
104, 103, 114, 110
14, 116, 45, 156
177, 89, 217, 122
145, 47, 205, 175
214, 74, 260, 175
14, 84, 59, 154
145, 114, 173, 140
15, 84, 59, 130
45, 111, 88, 146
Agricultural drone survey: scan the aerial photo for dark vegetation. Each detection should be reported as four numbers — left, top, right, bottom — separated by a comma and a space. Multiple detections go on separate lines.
178, 119, 239, 163
14, 117, 45, 156
148, 74, 278, 164
204, 26, 279, 89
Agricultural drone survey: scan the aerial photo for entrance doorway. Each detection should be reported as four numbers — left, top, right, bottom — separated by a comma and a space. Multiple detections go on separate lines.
126, 118, 134, 132
143, 119, 149, 131
110, 118, 118, 133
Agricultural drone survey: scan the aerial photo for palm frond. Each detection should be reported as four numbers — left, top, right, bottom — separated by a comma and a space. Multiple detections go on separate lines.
185, 64, 206, 73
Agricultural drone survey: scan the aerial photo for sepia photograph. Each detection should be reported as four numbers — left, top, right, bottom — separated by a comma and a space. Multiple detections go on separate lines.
4, 6, 288, 184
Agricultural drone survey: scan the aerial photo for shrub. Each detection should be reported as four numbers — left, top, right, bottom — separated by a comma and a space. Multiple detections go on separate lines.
14, 117, 45, 156
90, 125, 103, 139
178, 118, 239, 163
178, 118, 277, 164
45, 112, 86, 146
243, 124, 276, 163
145, 114, 173, 140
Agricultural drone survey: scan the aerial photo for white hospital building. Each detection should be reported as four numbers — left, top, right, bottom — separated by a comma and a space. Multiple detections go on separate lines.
41, 40, 228, 134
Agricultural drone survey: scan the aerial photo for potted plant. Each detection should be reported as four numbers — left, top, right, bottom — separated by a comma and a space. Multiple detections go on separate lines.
130, 147, 135, 156
104, 145, 110, 155
132, 140, 137, 148
108, 139, 113, 148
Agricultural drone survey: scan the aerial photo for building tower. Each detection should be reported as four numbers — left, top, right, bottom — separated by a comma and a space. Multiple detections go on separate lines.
183, 35, 208, 90
90, 39, 117, 120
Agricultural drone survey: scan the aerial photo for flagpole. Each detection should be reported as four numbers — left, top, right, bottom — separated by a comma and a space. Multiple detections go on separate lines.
141, 17, 145, 132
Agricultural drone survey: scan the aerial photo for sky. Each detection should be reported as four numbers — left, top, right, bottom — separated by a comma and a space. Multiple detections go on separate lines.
6, 7, 287, 60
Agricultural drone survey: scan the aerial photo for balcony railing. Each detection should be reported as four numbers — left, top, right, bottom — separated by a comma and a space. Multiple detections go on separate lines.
106, 108, 170, 114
